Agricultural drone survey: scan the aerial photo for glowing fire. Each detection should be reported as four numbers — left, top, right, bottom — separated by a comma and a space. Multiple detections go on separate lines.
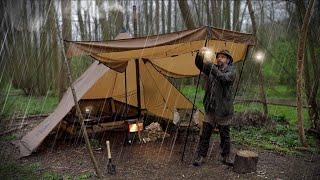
129, 122, 143, 132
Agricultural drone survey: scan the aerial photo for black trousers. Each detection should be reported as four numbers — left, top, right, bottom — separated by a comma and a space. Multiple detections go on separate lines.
197, 122, 230, 157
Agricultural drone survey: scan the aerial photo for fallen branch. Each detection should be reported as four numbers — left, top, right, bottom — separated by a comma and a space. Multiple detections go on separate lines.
12, 114, 49, 120
234, 98, 310, 108
307, 128, 320, 137
0, 124, 28, 136
6, 121, 37, 129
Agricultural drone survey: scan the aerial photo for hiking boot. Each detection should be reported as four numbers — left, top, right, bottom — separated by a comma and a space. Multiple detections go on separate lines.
221, 155, 234, 166
193, 156, 205, 166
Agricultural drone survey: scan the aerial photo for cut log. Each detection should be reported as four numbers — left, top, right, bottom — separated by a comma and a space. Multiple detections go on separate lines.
233, 150, 258, 173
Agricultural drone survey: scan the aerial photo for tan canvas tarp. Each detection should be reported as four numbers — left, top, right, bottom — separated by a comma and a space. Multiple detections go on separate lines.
67, 26, 255, 74
17, 60, 204, 157
17, 26, 255, 157
16, 62, 108, 157
82, 60, 203, 120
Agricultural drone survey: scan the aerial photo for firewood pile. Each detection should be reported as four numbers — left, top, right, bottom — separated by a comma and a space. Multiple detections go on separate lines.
141, 122, 170, 142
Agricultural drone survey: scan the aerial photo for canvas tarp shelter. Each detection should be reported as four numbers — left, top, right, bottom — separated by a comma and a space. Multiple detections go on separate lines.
16, 26, 255, 157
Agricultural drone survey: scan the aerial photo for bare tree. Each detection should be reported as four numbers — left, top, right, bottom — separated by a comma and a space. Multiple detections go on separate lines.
295, 0, 320, 133
148, 0, 153, 34
144, 0, 148, 34
205, 0, 211, 26
247, 0, 268, 117
233, 0, 241, 31
215, 0, 223, 28
174, 0, 178, 31
167, 0, 172, 33
161, 0, 166, 33
296, 0, 316, 147
96, 0, 108, 40
60, 0, 72, 99
178, 0, 196, 29
155, 0, 159, 34
223, 0, 231, 29
211, 0, 219, 27
109, 4, 124, 38
77, 0, 87, 40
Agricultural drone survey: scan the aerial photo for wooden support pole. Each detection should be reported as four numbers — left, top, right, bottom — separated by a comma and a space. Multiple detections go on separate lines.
59, 42, 102, 178
135, 59, 141, 119
133, 6, 141, 119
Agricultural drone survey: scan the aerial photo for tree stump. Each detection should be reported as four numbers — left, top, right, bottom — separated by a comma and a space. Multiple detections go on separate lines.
233, 150, 258, 173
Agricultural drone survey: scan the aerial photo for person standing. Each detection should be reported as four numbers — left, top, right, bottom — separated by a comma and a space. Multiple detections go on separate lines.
193, 48, 236, 166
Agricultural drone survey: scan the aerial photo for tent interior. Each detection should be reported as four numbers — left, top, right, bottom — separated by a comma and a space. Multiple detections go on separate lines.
16, 26, 255, 157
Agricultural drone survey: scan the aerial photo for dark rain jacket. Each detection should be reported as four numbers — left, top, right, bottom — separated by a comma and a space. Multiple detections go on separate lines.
195, 54, 236, 119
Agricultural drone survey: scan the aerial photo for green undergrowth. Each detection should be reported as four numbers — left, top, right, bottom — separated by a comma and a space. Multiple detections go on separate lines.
0, 160, 93, 180
231, 125, 317, 154
0, 88, 58, 118
0, 162, 40, 180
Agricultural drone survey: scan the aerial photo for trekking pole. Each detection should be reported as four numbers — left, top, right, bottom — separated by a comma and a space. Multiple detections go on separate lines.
181, 73, 201, 162
181, 37, 210, 162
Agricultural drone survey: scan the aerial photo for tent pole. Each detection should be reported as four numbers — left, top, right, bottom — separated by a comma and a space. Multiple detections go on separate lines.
233, 46, 250, 99
133, 6, 140, 119
181, 73, 201, 162
125, 69, 128, 117
135, 59, 141, 118
181, 37, 210, 162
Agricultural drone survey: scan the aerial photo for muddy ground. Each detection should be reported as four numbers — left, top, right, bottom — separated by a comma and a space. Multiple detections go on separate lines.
0, 117, 319, 179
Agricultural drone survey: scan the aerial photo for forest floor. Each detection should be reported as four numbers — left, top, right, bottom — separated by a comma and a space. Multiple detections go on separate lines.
0, 116, 319, 180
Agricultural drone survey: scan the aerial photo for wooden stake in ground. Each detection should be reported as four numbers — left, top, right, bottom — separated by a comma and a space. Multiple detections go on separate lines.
56, 34, 102, 178
233, 150, 258, 174
296, 0, 316, 148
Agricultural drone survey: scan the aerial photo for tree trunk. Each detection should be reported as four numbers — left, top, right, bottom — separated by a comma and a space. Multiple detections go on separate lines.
148, 0, 153, 34
155, 0, 159, 34
233, 150, 258, 174
259, 0, 265, 25
174, 0, 178, 31
59, 0, 72, 99
133, 5, 138, 37
49, 2, 60, 96
96, 0, 108, 40
296, 0, 316, 147
77, 0, 87, 40
161, 0, 166, 33
295, 0, 320, 132
217, 0, 222, 27
233, 0, 240, 31
138, 6, 142, 36
193, 0, 201, 26
167, 0, 171, 33
239, 1, 248, 31
211, 0, 218, 27
205, 0, 211, 26
223, 0, 231, 29
247, 0, 268, 117
125, 0, 129, 32
178, 0, 196, 29
144, 0, 148, 34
